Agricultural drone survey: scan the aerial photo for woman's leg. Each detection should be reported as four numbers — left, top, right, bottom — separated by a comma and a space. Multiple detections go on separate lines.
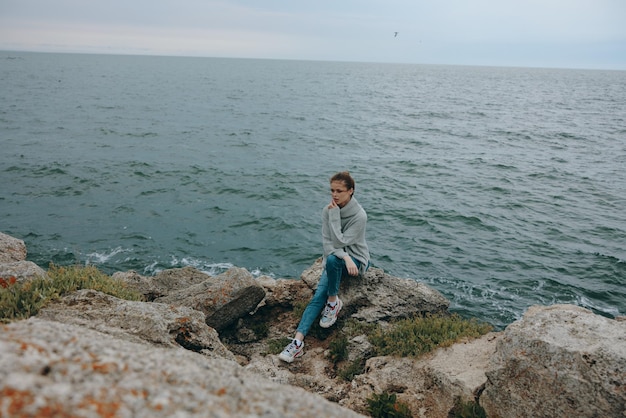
324, 254, 345, 299
295, 268, 330, 337
295, 255, 361, 337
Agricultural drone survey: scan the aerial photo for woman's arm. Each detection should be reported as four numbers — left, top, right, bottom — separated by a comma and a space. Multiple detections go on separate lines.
327, 207, 366, 248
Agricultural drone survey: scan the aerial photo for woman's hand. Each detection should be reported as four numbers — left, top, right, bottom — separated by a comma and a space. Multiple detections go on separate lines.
344, 256, 359, 276
328, 199, 338, 209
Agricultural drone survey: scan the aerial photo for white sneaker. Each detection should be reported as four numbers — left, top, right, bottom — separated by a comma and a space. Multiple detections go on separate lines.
319, 298, 343, 328
278, 339, 304, 363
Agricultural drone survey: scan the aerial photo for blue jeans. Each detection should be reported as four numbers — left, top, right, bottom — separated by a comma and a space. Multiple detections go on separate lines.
296, 254, 363, 337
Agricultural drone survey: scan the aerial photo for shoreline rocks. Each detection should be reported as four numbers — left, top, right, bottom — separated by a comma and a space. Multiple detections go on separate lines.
38, 288, 237, 361
1, 231, 625, 417
0, 232, 46, 283
1, 318, 364, 418
481, 304, 626, 418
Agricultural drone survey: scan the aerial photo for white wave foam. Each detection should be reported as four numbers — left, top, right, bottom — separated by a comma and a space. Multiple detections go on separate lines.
142, 261, 160, 275
578, 296, 621, 317
249, 268, 275, 278
85, 247, 131, 264
167, 256, 234, 276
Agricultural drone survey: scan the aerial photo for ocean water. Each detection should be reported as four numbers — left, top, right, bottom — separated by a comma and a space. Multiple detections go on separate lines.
1, 51, 625, 329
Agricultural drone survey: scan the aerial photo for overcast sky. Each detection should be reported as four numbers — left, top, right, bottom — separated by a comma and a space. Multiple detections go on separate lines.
1, 0, 625, 69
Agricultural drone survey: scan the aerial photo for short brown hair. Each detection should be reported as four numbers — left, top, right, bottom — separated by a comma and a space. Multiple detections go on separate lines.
330, 171, 355, 192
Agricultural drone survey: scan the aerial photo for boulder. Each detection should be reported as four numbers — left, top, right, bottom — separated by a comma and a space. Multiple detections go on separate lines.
244, 345, 352, 403
0, 232, 44, 283
225, 260, 449, 365
255, 275, 312, 308
0, 318, 366, 418
0, 232, 27, 263
0, 260, 47, 283
481, 304, 626, 418
37, 289, 236, 361
112, 267, 214, 301
155, 267, 266, 331
300, 258, 449, 323
340, 332, 501, 417
229, 260, 454, 409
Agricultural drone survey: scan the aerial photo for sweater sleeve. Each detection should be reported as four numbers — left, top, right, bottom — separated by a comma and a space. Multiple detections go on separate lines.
321, 207, 336, 257
323, 206, 367, 259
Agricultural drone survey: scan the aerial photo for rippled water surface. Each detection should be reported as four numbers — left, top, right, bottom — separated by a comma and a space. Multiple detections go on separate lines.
2, 52, 625, 328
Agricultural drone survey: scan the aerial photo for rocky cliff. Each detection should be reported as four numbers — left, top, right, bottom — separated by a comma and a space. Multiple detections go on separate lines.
1, 231, 624, 417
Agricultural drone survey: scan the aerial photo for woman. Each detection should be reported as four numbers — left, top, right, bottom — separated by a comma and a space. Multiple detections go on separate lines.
279, 171, 370, 363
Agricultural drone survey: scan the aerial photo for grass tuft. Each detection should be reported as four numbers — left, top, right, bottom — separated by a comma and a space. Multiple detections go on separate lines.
0, 264, 143, 323
337, 357, 366, 381
366, 392, 413, 418
449, 397, 487, 418
369, 313, 492, 358
328, 334, 349, 364
266, 337, 293, 355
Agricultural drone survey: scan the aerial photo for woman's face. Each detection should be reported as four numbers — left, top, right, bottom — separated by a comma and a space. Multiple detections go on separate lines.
330, 181, 353, 208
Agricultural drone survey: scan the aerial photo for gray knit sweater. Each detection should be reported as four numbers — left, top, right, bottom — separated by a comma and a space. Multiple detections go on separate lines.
321, 196, 370, 275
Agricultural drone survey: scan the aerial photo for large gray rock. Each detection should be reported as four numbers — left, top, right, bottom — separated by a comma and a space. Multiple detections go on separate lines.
244, 344, 353, 403
481, 304, 626, 418
227, 260, 450, 369
0, 232, 44, 283
113, 267, 216, 301
301, 258, 449, 322
232, 260, 455, 409
340, 332, 501, 417
0, 318, 365, 418
255, 275, 312, 308
0, 261, 47, 283
38, 289, 236, 361
0, 231, 27, 263
155, 267, 266, 331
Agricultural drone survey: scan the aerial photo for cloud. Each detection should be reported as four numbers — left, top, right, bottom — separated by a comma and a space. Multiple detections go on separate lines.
0, 0, 625, 68
0, 1, 303, 57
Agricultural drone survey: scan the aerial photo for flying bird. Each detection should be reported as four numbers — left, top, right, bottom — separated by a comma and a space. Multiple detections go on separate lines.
394, 32, 398, 37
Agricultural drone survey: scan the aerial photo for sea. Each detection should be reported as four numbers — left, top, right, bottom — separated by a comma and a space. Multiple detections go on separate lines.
1, 51, 625, 329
